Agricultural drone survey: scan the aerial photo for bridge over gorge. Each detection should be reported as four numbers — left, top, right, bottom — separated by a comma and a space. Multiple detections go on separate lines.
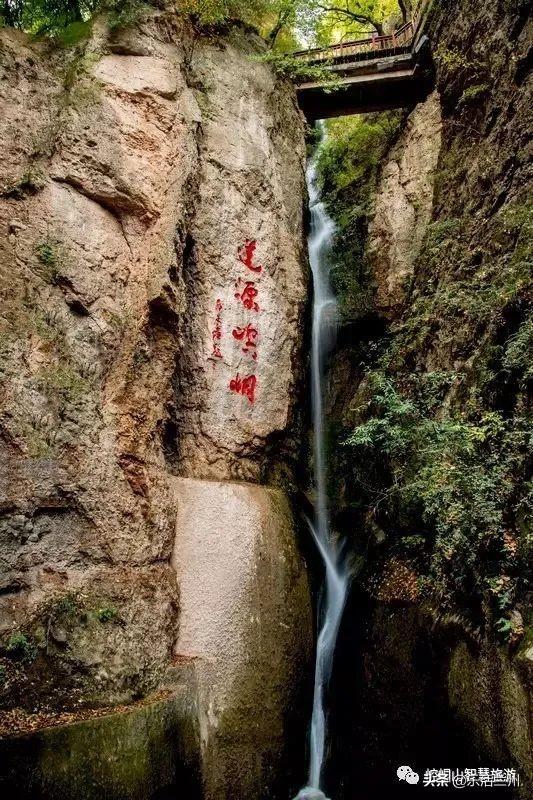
292, 0, 434, 120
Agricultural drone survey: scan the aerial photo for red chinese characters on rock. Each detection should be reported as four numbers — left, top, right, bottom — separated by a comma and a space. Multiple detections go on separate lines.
211, 298, 223, 359
237, 239, 262, 274
234, 279, 259, 313
223, 238, 265, 405
232, 323, 258, 360
229, 373, 257, 404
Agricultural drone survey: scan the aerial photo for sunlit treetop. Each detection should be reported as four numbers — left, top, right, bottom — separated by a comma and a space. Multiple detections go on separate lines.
1, 0, 414, 49
183, 0, 413, 47
308, 0, 406, 46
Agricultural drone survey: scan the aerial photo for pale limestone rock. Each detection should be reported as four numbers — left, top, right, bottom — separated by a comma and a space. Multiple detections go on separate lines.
0, 9, 308, 724
43, 181, 132, 306
174, 31, 308, 482
171, 477, 312, 800
92, 55, 178, 98
367, 90, 442, 314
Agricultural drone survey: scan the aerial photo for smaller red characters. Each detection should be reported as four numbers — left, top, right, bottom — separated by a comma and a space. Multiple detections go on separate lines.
229, 373, 257, 404
211, 298, 223, 359
234, 279, 259, 313
238, 239, 262, 274
232, 324, 258, 360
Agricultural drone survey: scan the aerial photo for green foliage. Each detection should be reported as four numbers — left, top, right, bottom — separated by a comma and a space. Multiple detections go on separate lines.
420, 217, 462, 256
458, 82, 489, 107
255, 50, 339, 85
95, 606, 118, 623
312, 0, 400, 44
36, 240, 62, 283
3, 0, 411, 51
182, 0, 407, 47
495, 616, 513, 636
13, 0, 99, 36
6, 632, 38, 663
38, 591, 120, 632
319, 113, 400, 193
182, 0, 267, 24
39, 364, 90, 400
1, 0, 25, 27
53, 593, 80, 617
54, 18, 92, 44
106, 0, 145, 29
345, 371, 531, 631
3, 165, 46, 198
31, 307, 65, 345
2, 0, 147, 39
434, 45, 484, 76
393, 201, 532, 361
5, 0, 268, 36
314, 111, 401, 319
259, 0, 300, 49
502, 315, 533, 386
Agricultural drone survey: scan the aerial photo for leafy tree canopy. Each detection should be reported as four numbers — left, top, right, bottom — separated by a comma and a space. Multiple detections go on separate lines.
1, 0, 414, 49
1, 0, 99, 33
307, 0, 404, 44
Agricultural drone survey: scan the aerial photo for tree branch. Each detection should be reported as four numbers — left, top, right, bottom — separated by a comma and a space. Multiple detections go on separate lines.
316, 4, 385, 35
398, 0, 412, 25
267, 5, 295, 45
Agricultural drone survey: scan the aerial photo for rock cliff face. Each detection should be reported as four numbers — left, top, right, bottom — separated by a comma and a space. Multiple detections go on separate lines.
366, 90, 441, 315
0, 9, 311, 797
173, 30, 307, 482
325, 0, 532, 796
172, 479, 311, 799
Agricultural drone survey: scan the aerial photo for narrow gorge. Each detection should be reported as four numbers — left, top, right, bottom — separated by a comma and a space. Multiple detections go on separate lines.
0, 1, 531, 798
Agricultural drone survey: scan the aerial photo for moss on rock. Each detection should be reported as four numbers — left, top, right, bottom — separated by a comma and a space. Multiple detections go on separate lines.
0, 694, 201, 800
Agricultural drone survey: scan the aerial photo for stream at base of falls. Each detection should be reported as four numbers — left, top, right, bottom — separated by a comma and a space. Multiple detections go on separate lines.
294, 123, 349, 800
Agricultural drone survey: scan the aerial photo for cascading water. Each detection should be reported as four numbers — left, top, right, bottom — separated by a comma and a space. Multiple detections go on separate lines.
295, 124, 349, 800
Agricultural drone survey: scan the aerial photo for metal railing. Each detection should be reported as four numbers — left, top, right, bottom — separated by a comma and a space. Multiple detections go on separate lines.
292, 0, 430, 66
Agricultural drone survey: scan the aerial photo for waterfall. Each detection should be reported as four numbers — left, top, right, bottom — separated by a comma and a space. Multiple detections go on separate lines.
295, 124, 349, 800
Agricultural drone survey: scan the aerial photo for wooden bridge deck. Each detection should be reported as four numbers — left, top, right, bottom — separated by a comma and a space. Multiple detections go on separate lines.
293, 0, 434, 119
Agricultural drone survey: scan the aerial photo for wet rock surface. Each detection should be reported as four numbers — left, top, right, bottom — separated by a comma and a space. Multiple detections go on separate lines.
294, 789, 330, 800
0, 693, 202, 800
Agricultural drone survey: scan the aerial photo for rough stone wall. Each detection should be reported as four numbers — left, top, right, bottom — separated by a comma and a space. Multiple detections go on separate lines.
174, 30, 308, 483
326, 0, 532, 794
0, 694, 199, 800
366, 90, 442, 315
447, 638, 533, 789
171, 478, 311, 800
0, 14, 196, 709
0, 8, 309, 722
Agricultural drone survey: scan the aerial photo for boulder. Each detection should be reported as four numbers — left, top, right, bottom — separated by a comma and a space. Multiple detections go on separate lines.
170, 477, 313, 800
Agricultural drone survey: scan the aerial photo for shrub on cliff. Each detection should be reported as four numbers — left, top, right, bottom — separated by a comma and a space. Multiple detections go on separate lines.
314, 112, 401, 319
1, 0, 411, 50
344, 354, 532, 640
0, 0, 148, 37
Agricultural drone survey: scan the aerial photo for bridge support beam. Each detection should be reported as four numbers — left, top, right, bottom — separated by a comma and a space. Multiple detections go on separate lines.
296, 37, 434, 121
298, 65, 434, 121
